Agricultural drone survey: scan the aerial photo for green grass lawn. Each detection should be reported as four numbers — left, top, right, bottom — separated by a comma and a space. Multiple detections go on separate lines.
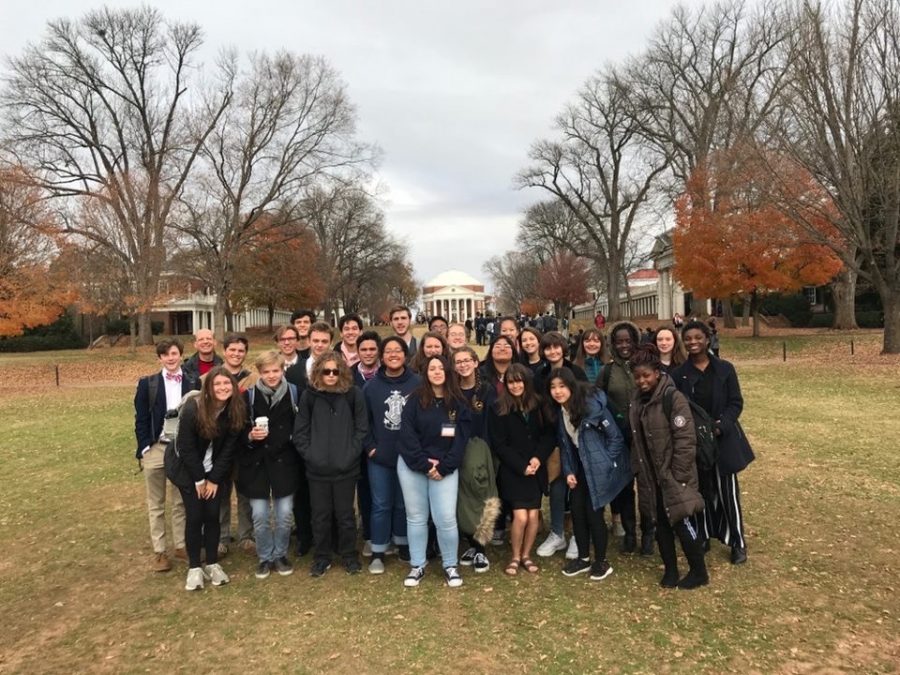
0, 337, 898, 673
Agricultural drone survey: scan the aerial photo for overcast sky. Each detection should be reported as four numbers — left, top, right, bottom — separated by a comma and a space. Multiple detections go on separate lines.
0, 0, 706, 291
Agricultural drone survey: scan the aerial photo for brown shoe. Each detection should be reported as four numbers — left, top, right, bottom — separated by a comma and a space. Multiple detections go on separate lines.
239, 539, 257, 555
153, 552, 172, 573
173, 547, 188, 562
217, 542, 229, 558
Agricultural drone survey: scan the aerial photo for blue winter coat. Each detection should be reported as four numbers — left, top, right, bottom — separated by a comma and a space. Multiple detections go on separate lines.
558, 389, 631, 511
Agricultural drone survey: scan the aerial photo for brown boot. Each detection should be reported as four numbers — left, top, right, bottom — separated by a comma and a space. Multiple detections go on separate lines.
153, 552, 172, 572
173, 547, 188, 562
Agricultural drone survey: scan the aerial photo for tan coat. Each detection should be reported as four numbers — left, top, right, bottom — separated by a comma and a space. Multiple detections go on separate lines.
629, 375, 704, 525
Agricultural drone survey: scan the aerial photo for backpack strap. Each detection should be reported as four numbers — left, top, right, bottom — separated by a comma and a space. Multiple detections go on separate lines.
662, 387, 674, 421
599, 363, 612, 392
287, 383, 299, 411
247, 386, 255, 409
147, 374, 159, 411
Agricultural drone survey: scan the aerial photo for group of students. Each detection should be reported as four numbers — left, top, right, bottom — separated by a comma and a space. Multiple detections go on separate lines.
134, 305, 753, 592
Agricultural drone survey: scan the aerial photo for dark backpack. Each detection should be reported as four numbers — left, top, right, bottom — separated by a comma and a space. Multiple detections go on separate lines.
662, 388, 718, 472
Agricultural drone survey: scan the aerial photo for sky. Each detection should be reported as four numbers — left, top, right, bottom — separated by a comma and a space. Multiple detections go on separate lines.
0, 0, 706, 291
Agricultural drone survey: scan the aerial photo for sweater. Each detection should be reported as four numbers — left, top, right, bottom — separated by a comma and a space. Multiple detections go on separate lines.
362, 366, 422, 468
398, 396, 472, 476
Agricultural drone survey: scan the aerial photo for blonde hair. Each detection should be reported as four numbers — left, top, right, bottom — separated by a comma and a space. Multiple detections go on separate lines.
255, 350, 286, 372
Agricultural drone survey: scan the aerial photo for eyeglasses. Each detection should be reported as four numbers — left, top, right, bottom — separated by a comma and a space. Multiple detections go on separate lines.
278, 337, 297, 342
322, 368, 340, 376
454, 358, 475, 365
383, 349, 405, 356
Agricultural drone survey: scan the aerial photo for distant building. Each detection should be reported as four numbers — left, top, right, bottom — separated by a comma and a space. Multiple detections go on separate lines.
421, 270, 487, 323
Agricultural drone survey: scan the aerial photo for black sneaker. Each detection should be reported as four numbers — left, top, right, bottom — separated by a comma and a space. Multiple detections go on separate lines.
473, 552, 490, 573
404, 565, 426, 587
640, 533, 655, 556
344, 557, 362, 575
589, 560, 613, 581
730, 545, 748, 565
677, 569, 710, 590
660, 568, 680, 588
459, 547, 476, 566
309, 559, 331, 577
255, 561, 271, 579
273, 556, 293, 576
562, 558, 592, 577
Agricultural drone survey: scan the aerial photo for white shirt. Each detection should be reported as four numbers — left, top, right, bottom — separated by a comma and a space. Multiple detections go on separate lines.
283, 354, 298, 369
159, 368, 184, 443
306, 356, 314, 379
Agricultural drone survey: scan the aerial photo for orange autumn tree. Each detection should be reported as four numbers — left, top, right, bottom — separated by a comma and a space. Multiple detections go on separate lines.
673, 148, 844, 336
0, 167, 73, 337
536, 250, 591, 319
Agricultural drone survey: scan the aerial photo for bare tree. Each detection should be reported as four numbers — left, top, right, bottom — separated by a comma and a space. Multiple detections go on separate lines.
483, 250, 541, 316
768, 0, 900, 351
517, 69, 669, 320
1, 7, 232, 344
174, 51, 377, 337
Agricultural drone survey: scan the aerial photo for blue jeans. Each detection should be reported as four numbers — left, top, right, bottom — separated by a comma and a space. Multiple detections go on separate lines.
368, 458, 408, 553
397, 457, 459, 568
549, 477, 566, 536
249, 495, 294, 563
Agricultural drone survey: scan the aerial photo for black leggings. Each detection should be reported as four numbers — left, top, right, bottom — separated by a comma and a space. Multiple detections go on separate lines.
180, 483, 223, 568
570, 468, 608, 561
655, 487, 705, 573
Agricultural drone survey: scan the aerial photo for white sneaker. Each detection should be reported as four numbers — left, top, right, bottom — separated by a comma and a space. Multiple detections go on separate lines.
185, 567, 205, 591
565, 537, 579, 560
536, 532, 567, 557
362, 540, 373, 557
204, 563, 230, 586
368, 557, 385, 575
385, 542, 399, 556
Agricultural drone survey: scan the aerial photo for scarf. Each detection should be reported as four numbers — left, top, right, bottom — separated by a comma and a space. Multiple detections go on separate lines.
357, 361, 379, 381
256, 378, 289, 409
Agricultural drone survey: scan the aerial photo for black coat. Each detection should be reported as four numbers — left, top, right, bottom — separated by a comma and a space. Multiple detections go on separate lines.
236, 386, 299, 499
166, 398, 240, 489
293, 387, 368, 482
671, 357, 754, 474
488, 404, 555, 504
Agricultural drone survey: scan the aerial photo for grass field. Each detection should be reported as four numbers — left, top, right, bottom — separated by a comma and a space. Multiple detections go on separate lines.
1, 331, 898, 673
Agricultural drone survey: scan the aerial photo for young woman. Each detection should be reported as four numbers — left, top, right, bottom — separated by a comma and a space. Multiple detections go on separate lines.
535, 331, 587, 393
654, 327, 687, 374
409, 331, 450, 374
294, 352, 368, 577
166, 366, 246, 591
362, 337, 420, 574
489, 364, 555, 575
480, 335, 517, 395
398, 355, 471, 588
453, 346, 496, 573
573, 328, 608, 384
499, 316, 520, 350
628, 345, 708, 589
672, 320, 754, 565
518, 327, 544, 375
240, 351, 299, 579
549, 367, 629, 581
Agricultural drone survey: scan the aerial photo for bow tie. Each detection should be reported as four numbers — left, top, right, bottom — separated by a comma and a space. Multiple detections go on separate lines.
165, 372, 183, 383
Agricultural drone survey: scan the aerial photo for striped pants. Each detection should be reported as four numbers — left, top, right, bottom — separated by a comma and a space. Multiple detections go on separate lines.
698, 467, 746, 549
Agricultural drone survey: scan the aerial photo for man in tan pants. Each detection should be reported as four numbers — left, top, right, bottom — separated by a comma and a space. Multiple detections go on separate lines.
134, 339, 190, 571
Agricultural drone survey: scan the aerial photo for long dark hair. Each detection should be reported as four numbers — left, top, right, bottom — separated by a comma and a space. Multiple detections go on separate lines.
197, 366, 247, 439
573, 327, 609, 369
496, 363, 542, 416
482, 335, 517, 381
416, 355, 467, 410
410, 331, 449, 374
546, 366, 590, 426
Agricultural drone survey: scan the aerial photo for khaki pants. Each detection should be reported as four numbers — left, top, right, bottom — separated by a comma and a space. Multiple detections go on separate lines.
142, 442, 186, 552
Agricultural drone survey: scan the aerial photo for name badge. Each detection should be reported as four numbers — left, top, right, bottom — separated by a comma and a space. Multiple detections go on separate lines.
441, 423, 456, 438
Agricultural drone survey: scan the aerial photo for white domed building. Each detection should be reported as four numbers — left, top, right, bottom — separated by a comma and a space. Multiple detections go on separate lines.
422, 270, 487, 323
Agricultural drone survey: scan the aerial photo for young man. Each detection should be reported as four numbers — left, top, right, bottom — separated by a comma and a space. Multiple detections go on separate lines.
275, 325, 301, 370
181, 328, 221, 389
351, 330, 381, 389
336, 313, 364, 369
290, 309, 317, 360
389, 305, 417, 360
428, 315, 448, 338
218, 334, 254, 556
133, 338, 190, 572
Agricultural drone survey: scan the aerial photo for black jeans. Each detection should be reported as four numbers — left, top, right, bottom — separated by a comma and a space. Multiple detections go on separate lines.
308, 476, 357, 561
655, 487, 706, 574
612, 478, 654, 537
293, 459, 313, 551
179, 482, 223, 568
570, 468, 608, 561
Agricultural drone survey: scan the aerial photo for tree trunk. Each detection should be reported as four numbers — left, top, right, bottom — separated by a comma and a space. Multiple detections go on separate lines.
214, 294, 227, 340
750, 292, 761, 338
606, 260, 622, 321
831, 268, 858, 330
722, 298, 737, 329
137, 313, 153, 346
881, 289, 900, 354
741, 294, 752, 327
129, 317, 138, 354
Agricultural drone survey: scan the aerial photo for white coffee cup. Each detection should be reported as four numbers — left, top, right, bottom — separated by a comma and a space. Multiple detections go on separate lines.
255, 416, 269, 432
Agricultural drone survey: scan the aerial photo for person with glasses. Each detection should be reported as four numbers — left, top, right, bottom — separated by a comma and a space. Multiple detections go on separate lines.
294, 352, 368, 577
274, 325, 301, 371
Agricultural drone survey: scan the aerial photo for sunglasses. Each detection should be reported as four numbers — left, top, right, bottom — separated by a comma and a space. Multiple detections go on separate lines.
322, 368, 340, 376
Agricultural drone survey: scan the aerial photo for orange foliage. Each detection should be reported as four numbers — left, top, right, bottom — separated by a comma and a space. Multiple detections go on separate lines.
536, 251, 591, 309
673, 148, 844, 300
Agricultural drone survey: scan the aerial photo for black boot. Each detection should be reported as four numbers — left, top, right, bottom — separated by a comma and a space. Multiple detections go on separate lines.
677, 536, 709, 590
640, 529, 656, 556
656, 525, 679, 588
620, 516, 637, 554
730, 544, 747, 565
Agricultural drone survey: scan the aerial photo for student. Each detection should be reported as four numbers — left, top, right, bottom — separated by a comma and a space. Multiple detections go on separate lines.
351, 330, 380, 554
240, 351, 299, 579
499, 316, 520, 347
363, 337, 419, 574
409, 331, 449, 374
654, 327, 687, 375
336, 313, 364, 369
672, 320, 753, 565
166, 366, 246, 591
628, 345, 708, 589
518, 327, 544, 375
428, 315, 449, 338
275, 325, 302, 371
390, 305, 418, 360
534, 331, 587, 394
489, 364, 555, 575
290, 309, 317, 360
453, 346, 497, 573
221, 334, 252, 384
133, 338, 190, 572
397, 355, 471, 588
549, 367, 629, 581
599, 320, 655, 556
294, 352, 368, 577
573, 328, 608, 384
480, 335, 517, 395
446, 322, 468, 351
182, 329, 221, 389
